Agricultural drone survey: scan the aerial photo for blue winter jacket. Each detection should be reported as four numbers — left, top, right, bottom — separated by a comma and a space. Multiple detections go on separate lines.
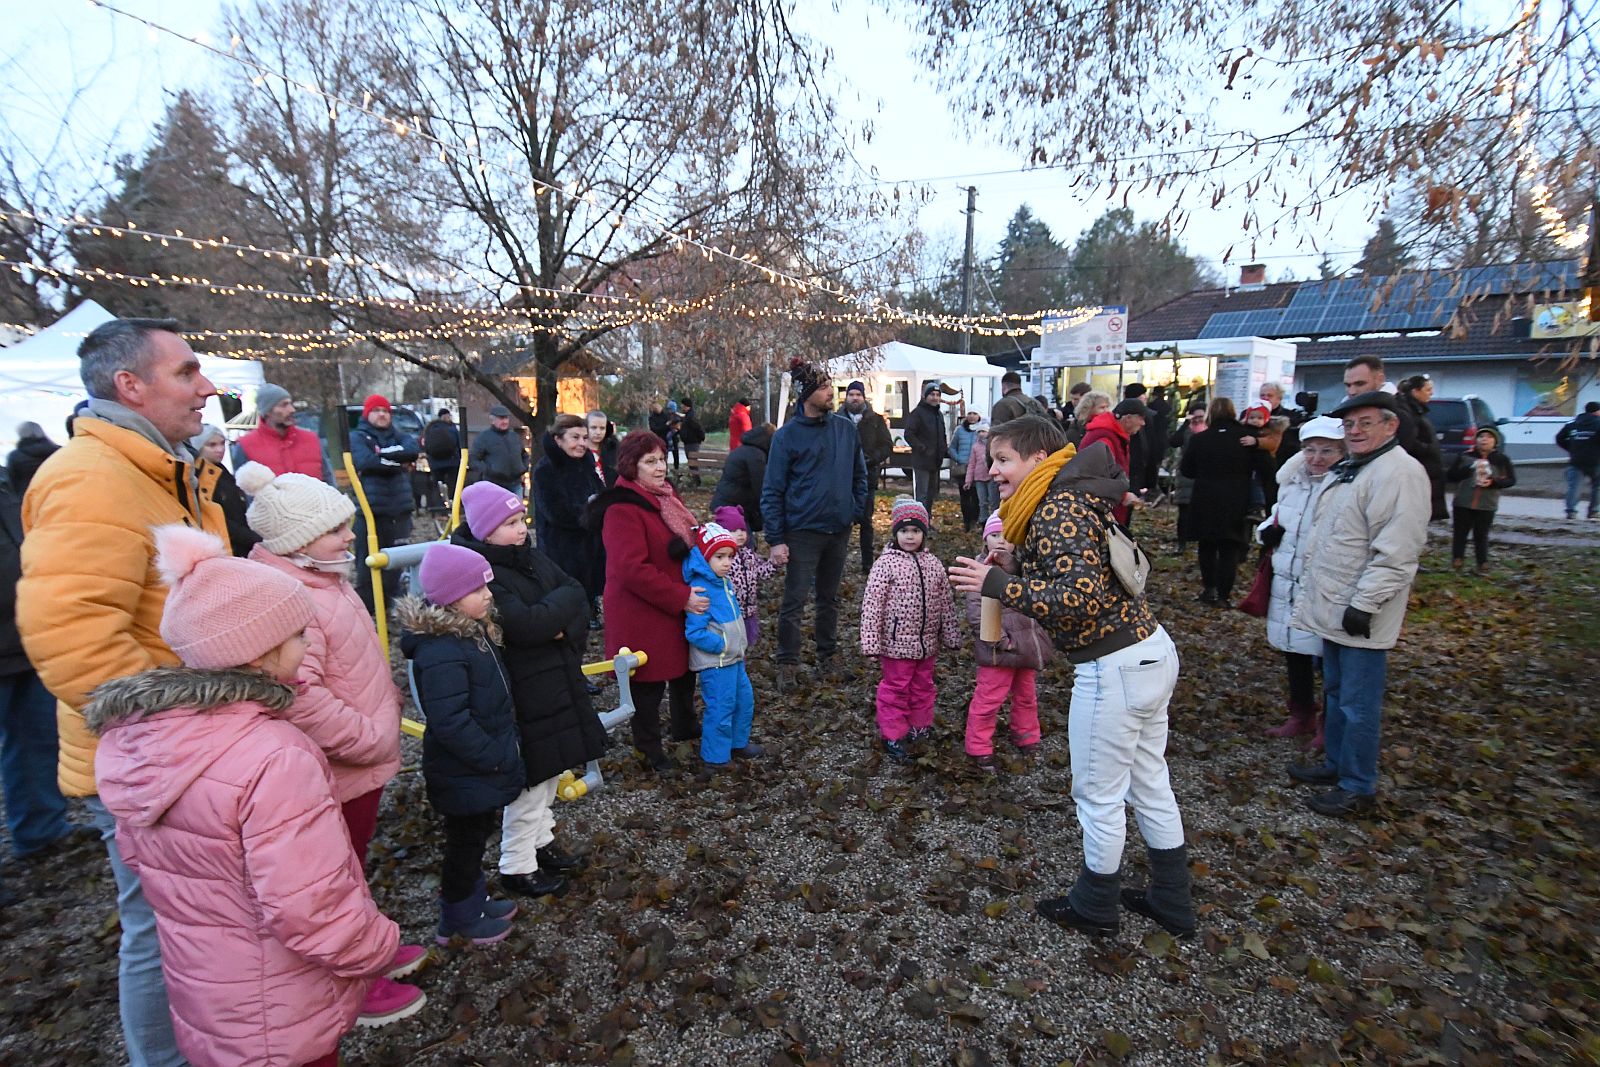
759, 410, 868, 544
350, 419, 420, 517
683, 547, 747, 671
949, 423, 978, 466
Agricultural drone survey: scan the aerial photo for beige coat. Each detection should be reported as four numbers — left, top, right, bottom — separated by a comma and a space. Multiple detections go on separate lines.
1290, 442, 1430, 650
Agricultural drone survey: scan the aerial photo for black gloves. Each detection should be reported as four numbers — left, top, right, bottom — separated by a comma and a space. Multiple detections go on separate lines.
1341, 606, 1373, 639
1259, 525, 1285, 550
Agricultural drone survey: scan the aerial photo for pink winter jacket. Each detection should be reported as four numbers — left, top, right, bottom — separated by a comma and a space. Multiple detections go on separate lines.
248, 545, 401, 803
88, 667, 399, 1067
860, 546, 963, 661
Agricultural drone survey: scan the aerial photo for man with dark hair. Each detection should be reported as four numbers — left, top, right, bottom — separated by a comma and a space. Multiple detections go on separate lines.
19, 316, 226, 1066
842, 381, 893, 572
990, 370, 1049, 427
1556, 400, 1600, 519
761, 361, 868, 692
1343, 356, 1416, 452
1288, 391, 1429, 818
903, 381, 948, 515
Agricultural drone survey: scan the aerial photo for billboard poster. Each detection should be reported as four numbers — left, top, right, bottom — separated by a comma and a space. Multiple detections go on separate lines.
1035, 306, 1128, 367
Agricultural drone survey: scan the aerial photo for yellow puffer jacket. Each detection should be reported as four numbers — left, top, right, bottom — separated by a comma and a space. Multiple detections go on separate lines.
18, 418, 227, 796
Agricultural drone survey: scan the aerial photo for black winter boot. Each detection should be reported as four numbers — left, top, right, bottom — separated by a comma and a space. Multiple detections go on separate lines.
1037, 865, 1120, 935
1121, 845, 1196, 938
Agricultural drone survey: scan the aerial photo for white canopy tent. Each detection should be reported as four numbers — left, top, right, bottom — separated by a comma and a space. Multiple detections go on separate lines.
795, 341, 1008, 438
0, 301, 264, 453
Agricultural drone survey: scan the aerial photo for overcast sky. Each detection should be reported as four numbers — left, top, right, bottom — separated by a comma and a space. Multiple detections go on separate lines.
6, 0, 1381, 306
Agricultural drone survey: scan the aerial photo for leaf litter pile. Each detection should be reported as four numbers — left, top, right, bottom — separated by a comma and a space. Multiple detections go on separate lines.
2, 494, 1597, 1066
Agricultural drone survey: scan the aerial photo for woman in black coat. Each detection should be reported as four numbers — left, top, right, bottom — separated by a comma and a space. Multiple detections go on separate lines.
709, 423, 772, 534
1399, 375, 1448, 521
1179, 398, 1274, 604
532, 414, 606, 604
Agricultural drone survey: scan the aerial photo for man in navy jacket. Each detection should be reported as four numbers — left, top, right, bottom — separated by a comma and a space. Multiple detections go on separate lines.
761, 360, 868, 693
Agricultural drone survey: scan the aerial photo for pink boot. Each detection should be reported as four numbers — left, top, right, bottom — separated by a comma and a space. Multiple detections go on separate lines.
1305, 712, 1325, 753
1265, 702, 1316, 739
357, 977, 427, 1028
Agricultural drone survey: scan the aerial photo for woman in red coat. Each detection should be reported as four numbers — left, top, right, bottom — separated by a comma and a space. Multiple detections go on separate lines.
583, 432, 709, 772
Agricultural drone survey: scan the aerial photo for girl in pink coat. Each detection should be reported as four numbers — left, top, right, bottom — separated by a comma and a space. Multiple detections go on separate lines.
90, 526, 402, 1067
859, 498, 963, 763
237, 463, 425, 1024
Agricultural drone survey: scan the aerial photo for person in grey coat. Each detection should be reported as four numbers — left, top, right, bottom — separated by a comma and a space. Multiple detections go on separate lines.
470, 405, 528, 493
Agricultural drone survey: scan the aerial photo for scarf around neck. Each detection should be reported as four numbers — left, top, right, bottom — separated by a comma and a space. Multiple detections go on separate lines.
997, 443, 1077, 545
617, 474, 697, 542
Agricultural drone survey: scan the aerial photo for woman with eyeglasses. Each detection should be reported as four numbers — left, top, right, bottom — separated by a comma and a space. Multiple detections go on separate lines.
1255, 416, 1347, 748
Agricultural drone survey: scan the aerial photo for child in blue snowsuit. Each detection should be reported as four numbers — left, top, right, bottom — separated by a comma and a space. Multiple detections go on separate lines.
683, 523, 759, 770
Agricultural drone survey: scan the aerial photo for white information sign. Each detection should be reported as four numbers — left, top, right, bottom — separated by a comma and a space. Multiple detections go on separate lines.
1035, 306, 1128, 367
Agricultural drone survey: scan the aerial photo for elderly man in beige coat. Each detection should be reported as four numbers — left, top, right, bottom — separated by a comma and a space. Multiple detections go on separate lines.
1287, 391, 1429, 818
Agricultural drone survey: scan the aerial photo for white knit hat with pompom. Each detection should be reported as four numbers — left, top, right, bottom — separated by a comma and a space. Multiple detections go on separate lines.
154, 525, 313, 669
236, 461, 356, 555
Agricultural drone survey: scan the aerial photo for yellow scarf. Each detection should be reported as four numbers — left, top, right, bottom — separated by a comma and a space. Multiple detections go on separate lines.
998, 444, 1076, 545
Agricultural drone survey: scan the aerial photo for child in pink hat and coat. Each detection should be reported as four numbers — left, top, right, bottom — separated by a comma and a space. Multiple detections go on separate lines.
89, 526, 403, 1067
961, 511, 1051, 770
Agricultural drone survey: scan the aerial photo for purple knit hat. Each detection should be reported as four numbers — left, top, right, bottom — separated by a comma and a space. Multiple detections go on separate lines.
461, 481, 523, 541
420, 543, 494, 606
712, 505, 747, 532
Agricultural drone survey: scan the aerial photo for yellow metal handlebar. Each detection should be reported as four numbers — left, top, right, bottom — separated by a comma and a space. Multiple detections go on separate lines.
400, 649, 647, 739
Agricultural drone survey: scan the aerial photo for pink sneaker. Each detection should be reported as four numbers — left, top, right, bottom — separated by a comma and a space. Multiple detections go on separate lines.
357, 977, 427, 1028
385, 943, 429, 979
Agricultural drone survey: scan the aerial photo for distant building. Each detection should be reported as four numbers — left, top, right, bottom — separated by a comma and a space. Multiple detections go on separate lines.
1125, 260, 1596, 459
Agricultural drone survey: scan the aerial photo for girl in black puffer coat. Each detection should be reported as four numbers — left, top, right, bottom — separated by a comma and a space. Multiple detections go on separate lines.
532, 418, 606, 604
454, 480, 607, 898
710, 423, 772, 533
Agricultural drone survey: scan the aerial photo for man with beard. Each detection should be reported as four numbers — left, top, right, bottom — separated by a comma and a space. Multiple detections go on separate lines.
841, 381, 893, 573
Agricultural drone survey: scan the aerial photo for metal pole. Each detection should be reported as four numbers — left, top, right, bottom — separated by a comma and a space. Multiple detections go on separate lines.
763, 358, 771, 424
960, 185, 977, 355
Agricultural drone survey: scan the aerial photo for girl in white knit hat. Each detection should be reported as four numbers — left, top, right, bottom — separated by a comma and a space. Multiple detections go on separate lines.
235, 461, 426, 1026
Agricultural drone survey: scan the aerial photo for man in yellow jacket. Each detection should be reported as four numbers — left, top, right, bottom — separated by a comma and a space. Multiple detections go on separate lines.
19, 317, 226, 1067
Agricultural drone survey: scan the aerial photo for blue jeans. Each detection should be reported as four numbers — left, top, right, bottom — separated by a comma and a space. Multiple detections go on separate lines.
912, 468, 939, 514
974, 479, 1000, 519
1320, 640, 1388, 796
0, 670, 70, 856
698, 662, 754, 764
84, 797, 188, 1067
1565, 465, 1599, 517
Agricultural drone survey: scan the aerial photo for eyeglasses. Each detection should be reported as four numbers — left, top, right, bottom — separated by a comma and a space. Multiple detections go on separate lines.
1341, 416, 1389, 431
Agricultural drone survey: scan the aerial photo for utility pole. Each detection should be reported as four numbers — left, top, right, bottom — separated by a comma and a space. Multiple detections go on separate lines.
959, 185, 977, 355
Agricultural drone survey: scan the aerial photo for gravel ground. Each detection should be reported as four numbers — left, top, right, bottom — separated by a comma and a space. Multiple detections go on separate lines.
2, 497, 1595, 1066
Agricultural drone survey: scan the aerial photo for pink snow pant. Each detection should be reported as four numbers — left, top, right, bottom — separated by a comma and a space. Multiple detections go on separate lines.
877, 655, 936, 741
964, 664, 1041, 756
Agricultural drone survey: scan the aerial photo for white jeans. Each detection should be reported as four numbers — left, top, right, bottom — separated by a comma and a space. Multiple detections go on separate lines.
1068, 627, 1185, 874
498, 776, 559, 875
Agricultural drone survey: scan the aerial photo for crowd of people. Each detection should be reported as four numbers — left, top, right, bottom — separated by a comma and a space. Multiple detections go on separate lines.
1, 315, 1584, 1066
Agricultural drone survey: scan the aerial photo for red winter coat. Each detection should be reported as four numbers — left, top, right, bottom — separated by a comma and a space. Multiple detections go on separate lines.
587, 485, 692, 682
236, 423, 327, 481
1080, 412, 1132, 524
727, 403, 753, 452
859, 546, 963, 660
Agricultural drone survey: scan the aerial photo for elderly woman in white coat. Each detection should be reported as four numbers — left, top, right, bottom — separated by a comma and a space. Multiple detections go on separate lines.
1256, 416, 1346, 749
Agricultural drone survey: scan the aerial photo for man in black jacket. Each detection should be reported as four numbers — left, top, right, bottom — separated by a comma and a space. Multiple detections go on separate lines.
423, 408, 463, 506
904, 380, 948, 515
843, 381, 894, 572
0, 477, 75, 883
471, 405, 529, 493
1557, 400, 1600, 519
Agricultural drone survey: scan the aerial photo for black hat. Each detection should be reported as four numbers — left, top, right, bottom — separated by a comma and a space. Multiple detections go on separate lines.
921, 380, 942, 397
1329, 391, 1397, 418
790, 359, 828, 405
845, 380, 866, 395
1113, 399, 1151, 419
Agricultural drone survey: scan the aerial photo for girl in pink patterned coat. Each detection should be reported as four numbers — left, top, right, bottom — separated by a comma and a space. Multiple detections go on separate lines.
713, 505, 779, 646
859, 498, 963, 762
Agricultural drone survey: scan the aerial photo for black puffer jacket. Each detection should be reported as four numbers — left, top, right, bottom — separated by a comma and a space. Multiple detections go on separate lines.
397, 597, 524, 816
0, 481, 26, 675
903, 400, 947, 471
210, 464, 261, 558
531, 432, 605, 599
7, 436, 59, 494
1399, 392, 1447, 520
710, 423, 772, 532
350, 420, 420, 517
449, 530, 608, 784
1178, 418, 1275, 543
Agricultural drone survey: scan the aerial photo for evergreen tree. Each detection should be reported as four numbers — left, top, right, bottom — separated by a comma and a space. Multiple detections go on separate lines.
1063, 208, 1220, 314
1354, 218, 1410, 275
992, 205, 1069, 315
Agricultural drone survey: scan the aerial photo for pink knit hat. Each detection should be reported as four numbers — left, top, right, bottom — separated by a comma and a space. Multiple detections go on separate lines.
461, 481, 524, 541
889, 496, 929, 536
419, 543, 494, 606
154, 525, 314, 670
983, 511, 1004, 538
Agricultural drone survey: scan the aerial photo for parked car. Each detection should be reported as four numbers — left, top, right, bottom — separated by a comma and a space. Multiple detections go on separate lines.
1427, 396, 1506, 459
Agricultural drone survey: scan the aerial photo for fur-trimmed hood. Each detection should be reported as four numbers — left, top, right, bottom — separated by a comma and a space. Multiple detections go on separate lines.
395, 595, 502, 653
85, 667, 295, 733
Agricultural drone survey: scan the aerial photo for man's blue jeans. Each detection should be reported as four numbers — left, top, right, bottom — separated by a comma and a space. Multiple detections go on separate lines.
84, 796, 187, 1067
1565, 465, 1599, 517
1320, 640, 1389, 796
0, 670, 70, 856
